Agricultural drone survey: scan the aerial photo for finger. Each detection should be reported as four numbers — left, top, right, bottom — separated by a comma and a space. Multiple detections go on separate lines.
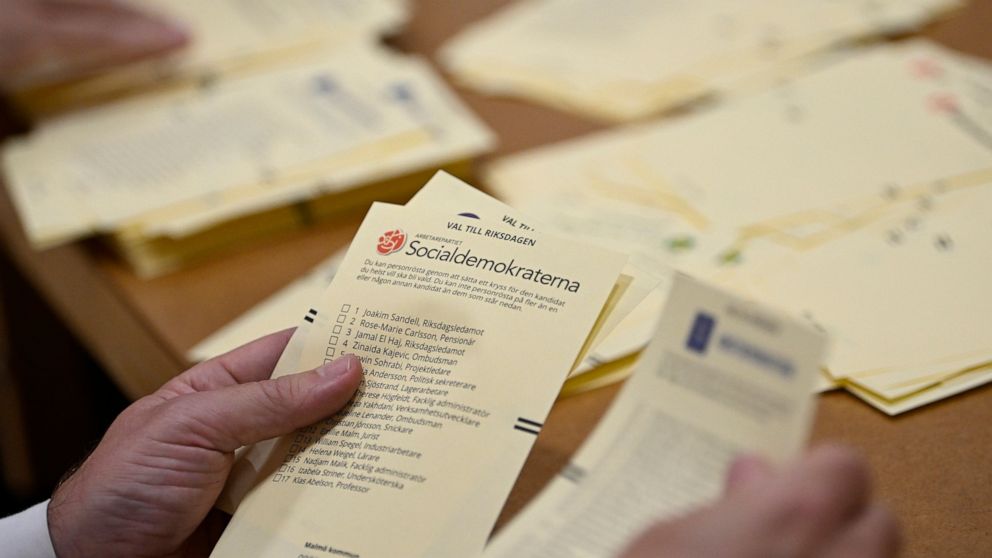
172, 354, 363, 452
766, 444, 873, 554
823, 504, 902, 558
14, 1, 188, 87
724, 454, 774, 496
616, 516, 690, 558
169, 329, 296, 395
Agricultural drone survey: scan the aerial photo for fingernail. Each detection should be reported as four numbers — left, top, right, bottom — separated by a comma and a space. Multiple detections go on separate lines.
317, 354, 360, 379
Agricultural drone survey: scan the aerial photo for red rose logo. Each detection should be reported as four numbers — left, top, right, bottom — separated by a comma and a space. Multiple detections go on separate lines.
377, 229, 406, 255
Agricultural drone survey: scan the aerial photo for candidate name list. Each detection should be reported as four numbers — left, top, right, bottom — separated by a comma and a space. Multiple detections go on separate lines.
273, 306, 490, 496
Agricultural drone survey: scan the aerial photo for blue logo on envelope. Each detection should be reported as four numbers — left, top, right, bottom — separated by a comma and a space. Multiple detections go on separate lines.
686, 312, 716, 354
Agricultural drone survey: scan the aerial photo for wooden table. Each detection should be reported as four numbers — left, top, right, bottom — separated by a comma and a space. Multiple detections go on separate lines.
1, 1, 990, 556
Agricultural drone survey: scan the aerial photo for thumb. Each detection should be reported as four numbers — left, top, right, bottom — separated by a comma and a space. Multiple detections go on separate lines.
724, 454, 774, 496
44, 1, 189, 54
177, 354, 363, 453
12, 2, 189, 88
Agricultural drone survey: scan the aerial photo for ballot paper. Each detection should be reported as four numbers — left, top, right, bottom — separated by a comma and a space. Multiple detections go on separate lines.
209, 173, 646, 515
729, 181, 992, 413
129, 53, 496, 240
211, 192, 629, 557
484, 273, 826, 558
3, 45, 495, 279
190, 173, 658, 392
14, 0, 409, 116
441, 0, 961, 121
487, 40, 992, 412
406, 172, 664, 374
130, 0, 407, 71
4, 44, 423, 247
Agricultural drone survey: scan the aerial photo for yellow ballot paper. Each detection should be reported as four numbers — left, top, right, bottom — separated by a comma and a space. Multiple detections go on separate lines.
485, 273, 826, 558
191, 172, 649, 372
406, 172, 663, 374
211, 201, 628, 557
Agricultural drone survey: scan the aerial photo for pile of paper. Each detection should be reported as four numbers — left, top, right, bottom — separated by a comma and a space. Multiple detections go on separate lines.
441, 0, 962, 121
207, 172, 649, 557
486, 41, 992, 413
12, 0, 409, 117
3, 43, 495, 277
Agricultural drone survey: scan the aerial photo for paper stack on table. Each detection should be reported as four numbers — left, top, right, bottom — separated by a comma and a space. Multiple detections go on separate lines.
441, 0, 962, 121
485, 273, 826, 558
2, 44, 495, 277
11, 0, 410, 117
486, 40, 992, 414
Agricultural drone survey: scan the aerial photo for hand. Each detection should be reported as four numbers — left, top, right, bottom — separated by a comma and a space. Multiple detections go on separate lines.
619, 445, 900, 558
47, 329, 364, 558
0, 0, 189, 89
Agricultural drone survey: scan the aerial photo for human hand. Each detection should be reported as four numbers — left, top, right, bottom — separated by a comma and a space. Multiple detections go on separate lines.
619, 445, 900, 558
47, 329, 363, 558
0, 0, 189, 89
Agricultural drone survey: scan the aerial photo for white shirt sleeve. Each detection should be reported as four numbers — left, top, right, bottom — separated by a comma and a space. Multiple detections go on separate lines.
0, 500, 57, 558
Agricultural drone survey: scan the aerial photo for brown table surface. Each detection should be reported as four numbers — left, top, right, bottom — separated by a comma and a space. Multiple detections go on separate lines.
1, 1, 991, 556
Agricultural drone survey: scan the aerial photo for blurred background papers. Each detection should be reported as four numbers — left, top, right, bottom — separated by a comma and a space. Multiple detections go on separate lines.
486, 40, 992, 413
1, 2, 495, 277
10, 0, 410, 118
441, 0, 964, 121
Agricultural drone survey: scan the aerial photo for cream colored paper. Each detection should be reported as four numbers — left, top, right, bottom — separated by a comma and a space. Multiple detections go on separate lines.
407, 171, 664, 374
14, 0, 408, 115
130, 0, 407, 73
489, 41, 992, 240
209, 174, 634, 513
5, 46, 425, 247
486, 41, 992, 410
4, 46, 496, 253
844, 364, 992, 415
485, 273, 826, 558
728, 182, 992, 388
212, 201, 627, 557
441, 0, 961, 121
134, 54, 496, 239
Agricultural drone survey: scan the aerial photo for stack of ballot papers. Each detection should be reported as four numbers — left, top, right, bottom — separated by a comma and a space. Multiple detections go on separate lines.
189, 172, 664, 395
10, 0, 410, 117
2, 44, 495, 277
440, 0, 962, 121
205, 171, 825, 558
486, 40, 992, 414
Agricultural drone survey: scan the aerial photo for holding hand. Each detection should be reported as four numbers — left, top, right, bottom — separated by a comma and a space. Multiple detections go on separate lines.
47, 329, 363, 558
620, 445, 901, 558
0, 0, 189, 89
